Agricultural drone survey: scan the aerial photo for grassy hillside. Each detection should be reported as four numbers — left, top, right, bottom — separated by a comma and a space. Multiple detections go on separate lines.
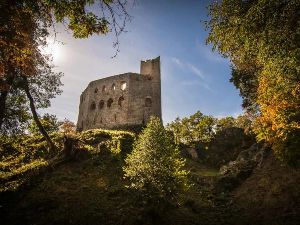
1, 129, 299, 225
2, 153, 240, 225
0, 129, 135, 192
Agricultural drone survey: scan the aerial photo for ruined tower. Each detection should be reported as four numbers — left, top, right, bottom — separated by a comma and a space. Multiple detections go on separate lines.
76, 57, 162, 131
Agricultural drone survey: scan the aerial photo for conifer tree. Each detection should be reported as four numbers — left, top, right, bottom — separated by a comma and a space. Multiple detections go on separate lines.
123, 117, 189, 203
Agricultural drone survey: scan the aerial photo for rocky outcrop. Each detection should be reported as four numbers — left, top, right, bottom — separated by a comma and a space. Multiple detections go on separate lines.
215, 143, 270, 192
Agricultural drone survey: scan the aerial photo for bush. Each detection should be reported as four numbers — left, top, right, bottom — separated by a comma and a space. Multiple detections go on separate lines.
79, 129, 135, 157
0, 129, 135, 192
123, 117, 189, 204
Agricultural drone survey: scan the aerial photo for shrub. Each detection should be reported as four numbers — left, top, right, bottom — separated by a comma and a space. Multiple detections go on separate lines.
79, 129, 135, 157
123, 117, 189, 204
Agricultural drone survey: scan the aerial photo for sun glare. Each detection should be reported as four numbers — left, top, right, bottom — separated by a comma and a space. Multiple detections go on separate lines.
43, 41, 64, 62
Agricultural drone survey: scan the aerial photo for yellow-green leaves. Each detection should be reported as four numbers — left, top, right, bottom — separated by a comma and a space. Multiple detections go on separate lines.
123, 117, 189, 202
206, 0, 300, 166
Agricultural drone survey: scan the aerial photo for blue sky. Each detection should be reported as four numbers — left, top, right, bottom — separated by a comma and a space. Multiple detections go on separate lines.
45, 0, 243, 124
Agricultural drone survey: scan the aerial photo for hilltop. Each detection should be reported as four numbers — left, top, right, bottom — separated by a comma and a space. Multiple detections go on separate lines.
1, 127, 299, 225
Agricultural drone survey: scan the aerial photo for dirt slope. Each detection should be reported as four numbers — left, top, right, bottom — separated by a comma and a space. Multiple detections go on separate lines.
233, 153, 300, 225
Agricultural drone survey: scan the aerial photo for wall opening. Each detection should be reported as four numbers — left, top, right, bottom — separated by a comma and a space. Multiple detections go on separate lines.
90, 101, 96, 110
112, 83, 116, 91
100, 117, 102, 123
94, 88, 98, 93
102, 85, 106, 93
145, 97, 152, 107
118, 96, 124, 107
99, 100, 104, 109
120, 81, 127, 90
114, 114, 117, 122
107, 98, 113, 108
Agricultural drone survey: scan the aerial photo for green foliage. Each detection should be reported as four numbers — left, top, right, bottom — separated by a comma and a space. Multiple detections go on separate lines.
166, 111, 217, 145
79, 129, 135, 157
166, 111, 254, 147
194, 115, 216, 143
0, 134, 62, 191
41, 0, 130, 38
206, 0, 300, 165
0, 0, 131, 135
0, 0, 63, 135
167, 111, 256, 167
28, 113, 61, 135
123, 117, 189, 203
0, 128, 135, 192
216, 117, 235, 132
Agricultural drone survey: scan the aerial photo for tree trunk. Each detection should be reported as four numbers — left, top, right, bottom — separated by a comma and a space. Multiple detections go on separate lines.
22, 76, 55, 149
0, 72, 13, 130
0, 90, 8, 129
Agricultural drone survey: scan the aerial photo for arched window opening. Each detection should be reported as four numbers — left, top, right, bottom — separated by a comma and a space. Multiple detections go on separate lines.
99, 100, 104, 109
118, 96, 125, 107
120, 81, 127, 90
107, 98, 113, 108
90, 101, 96, 110
145, 97, 152, 107
114, 114, 117, 122
94, 88, 98, 93
112, 83, 116, 91
102, 85, 106, 93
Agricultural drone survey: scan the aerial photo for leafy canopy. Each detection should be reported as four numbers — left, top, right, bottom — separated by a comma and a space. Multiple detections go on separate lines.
166, 111, 251, 145
0, 0, 131, 136
28, 114, 61, 135
206, 0, 300, 165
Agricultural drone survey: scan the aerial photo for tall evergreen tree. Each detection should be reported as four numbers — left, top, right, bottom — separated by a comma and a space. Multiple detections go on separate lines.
123, 117, 189, 203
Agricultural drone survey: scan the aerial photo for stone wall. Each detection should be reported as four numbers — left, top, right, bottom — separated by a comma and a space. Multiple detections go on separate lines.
77, 57, 161, 131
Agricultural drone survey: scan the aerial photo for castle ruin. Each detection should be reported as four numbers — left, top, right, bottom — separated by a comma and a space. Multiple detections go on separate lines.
76, 57, 161, 131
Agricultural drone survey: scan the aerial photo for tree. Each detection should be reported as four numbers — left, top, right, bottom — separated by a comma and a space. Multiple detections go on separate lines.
0, 0, 131, 146
123, 117, 189, 203
59, 119, 76, 135
0, 1, 63, 147
206, 0, 300, 165
193, 115, 216, 143
179, 117, 194, 144
28, 113, 61, 135
166, 111, 217, 145
166, 117, 182, 145
216, 116, 235, 133
235, 114, 254, 135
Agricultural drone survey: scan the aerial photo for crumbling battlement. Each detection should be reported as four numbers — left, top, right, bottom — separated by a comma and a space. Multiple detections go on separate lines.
77, 57, 162, 131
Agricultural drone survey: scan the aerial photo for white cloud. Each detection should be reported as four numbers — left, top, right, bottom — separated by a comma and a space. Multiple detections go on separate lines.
180, 80, 213, 92
171, 57, 184, 68
186, 63, 205, 79
170, 57, 205, 79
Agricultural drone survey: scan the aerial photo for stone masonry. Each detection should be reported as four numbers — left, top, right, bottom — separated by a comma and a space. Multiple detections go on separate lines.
76, 57, 162, 131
